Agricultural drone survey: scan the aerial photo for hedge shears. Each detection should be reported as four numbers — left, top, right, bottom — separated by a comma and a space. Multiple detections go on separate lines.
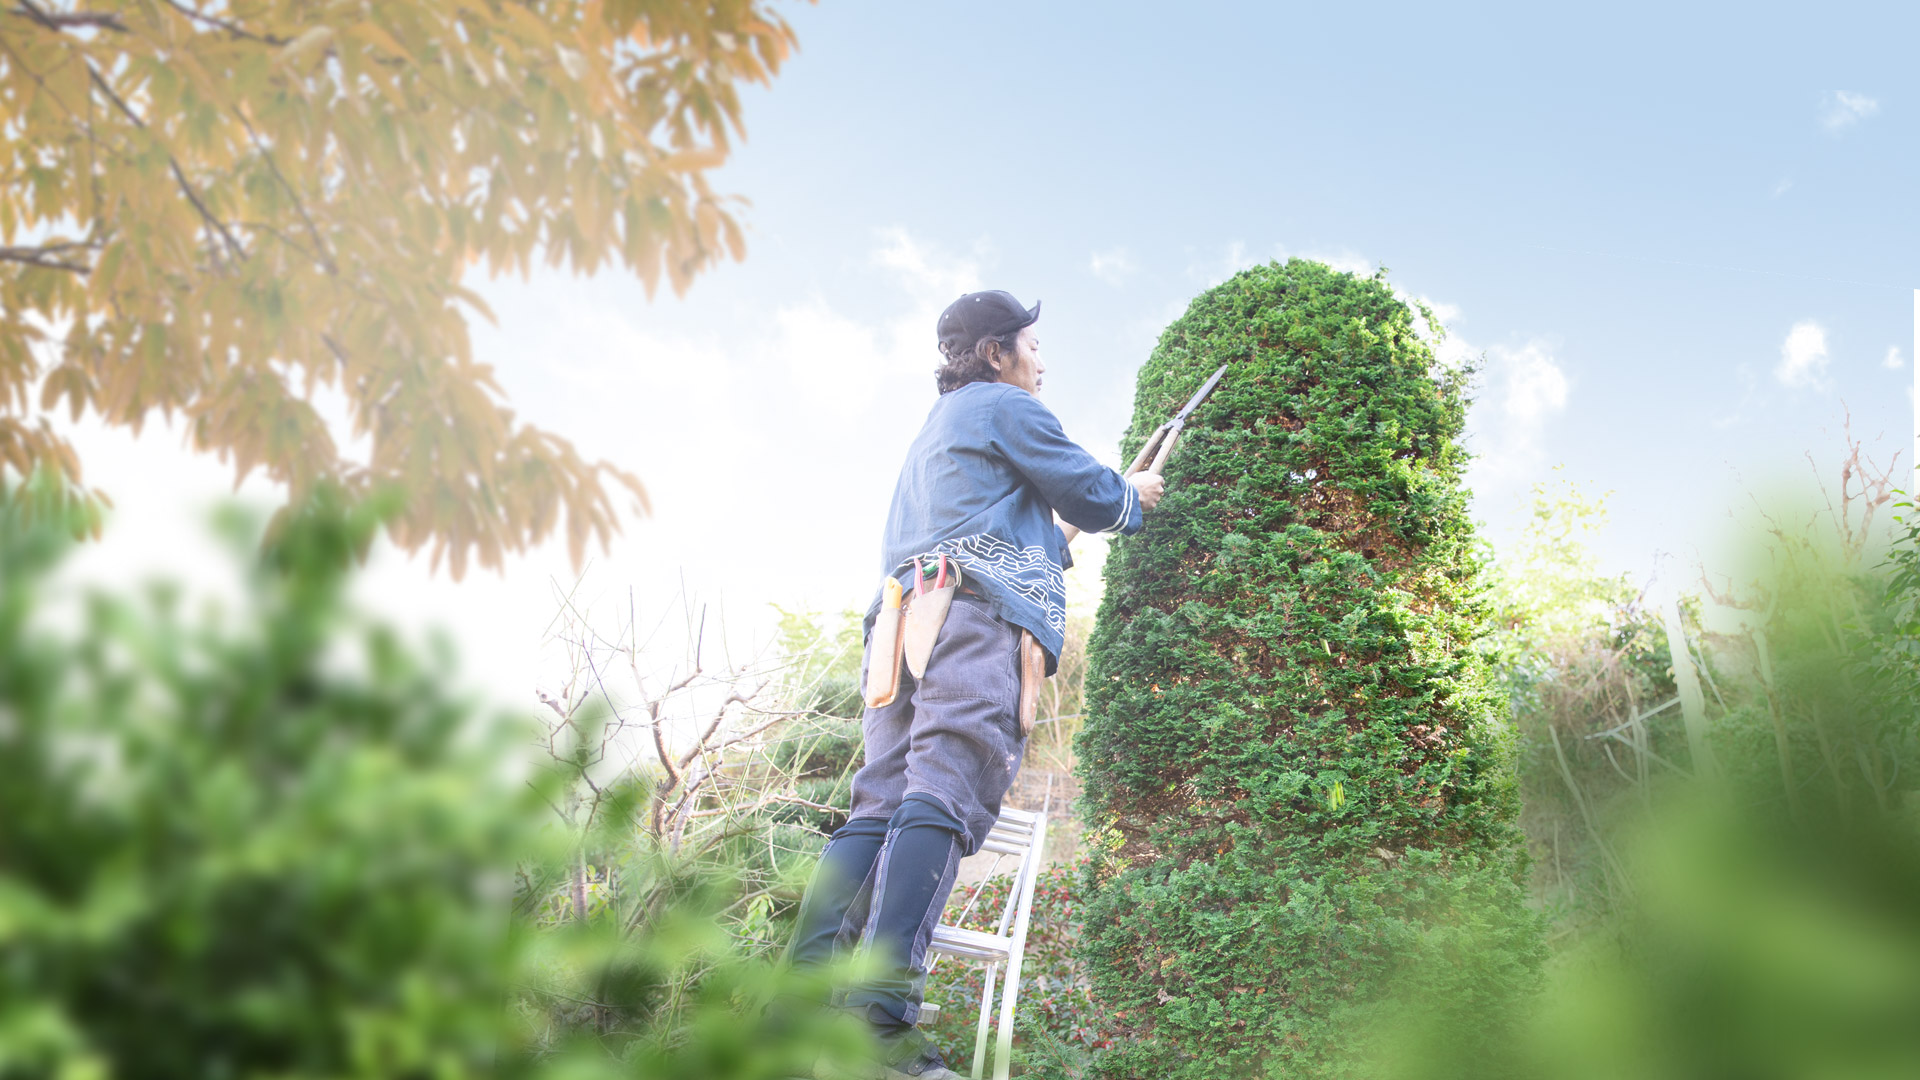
1060, 362, 1229, 544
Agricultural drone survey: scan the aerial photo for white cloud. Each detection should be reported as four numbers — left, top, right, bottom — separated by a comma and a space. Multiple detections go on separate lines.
1187, 241, 1257, 287
1501, 344, 1570, 424
497, 231, 1000, 687
1431, 339, 1475, 371
1770, 177, 1794, 197
764, 299, 888, 418
1775, 320, 1829, 388
1401, 293, 1463, 361
872, 227, 980, 305
1292, 246, 1373, 277
1884, 345, 1905, 370
1821, 90, 1879, 132
1089, 247, 1137, 286
1188, 240, 1375, 290
1419, 298, 1462, 328
1454, 329, 1577, 571
1458, 334, 1573, 492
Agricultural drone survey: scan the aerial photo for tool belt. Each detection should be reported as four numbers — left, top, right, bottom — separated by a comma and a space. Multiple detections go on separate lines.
863, 554, 1047, 737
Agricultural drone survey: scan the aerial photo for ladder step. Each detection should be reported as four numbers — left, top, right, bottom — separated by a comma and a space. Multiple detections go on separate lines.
930, 925, 1012, 963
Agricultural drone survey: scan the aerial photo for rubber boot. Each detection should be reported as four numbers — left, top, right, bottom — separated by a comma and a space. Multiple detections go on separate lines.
844, 795, 966, 1037
787, 817, 890, 977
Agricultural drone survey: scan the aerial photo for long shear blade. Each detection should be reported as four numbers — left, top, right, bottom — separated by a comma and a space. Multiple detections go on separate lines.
1173, 363, 1230, 423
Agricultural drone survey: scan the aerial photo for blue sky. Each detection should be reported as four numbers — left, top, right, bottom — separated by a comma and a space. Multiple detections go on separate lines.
59, 1, 1919, 701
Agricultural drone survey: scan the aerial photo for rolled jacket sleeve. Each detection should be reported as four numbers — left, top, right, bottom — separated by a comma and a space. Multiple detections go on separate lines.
991, 391, 1144, 537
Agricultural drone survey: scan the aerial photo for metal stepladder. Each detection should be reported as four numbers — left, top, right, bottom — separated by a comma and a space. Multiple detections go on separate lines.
917, 806, 1049, 1080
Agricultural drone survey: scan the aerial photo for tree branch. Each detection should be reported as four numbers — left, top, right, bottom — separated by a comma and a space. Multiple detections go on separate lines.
647, 697, 681, 792
9, 3, 126, 32
83, 61, 246, 265
686, 791, 838, 820
0, 29, 88, 128
232, 220, 320, 261
233, 107, 337, 274
156, 0, 289, 45
675, 692, 747, 772
319, 333, 351, 366
0, 242, 93, 274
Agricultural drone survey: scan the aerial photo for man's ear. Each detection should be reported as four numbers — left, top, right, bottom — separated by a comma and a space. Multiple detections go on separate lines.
982, 342, 1003, 373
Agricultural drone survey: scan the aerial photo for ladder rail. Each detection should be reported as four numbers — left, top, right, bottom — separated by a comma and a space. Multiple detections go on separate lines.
924, 809, 1049, 1080
991, 812, 1046, 1080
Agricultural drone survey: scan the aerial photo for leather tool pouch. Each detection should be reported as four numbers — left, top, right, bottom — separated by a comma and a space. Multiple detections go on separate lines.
864, 607, 905, 708
1017, 630, 1046, 738
863, 577, 905, 709
902, 583, 955, 679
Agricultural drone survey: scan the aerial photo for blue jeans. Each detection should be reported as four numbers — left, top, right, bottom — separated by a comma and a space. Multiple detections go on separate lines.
788, 592, 1028, 1028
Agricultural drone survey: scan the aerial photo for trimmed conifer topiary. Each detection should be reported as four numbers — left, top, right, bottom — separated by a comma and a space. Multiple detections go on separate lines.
1076, 260, 1541, 1079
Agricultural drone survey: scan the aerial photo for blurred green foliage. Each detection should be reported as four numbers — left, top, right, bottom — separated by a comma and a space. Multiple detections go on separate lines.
1504, 504, 1920, 1080
0, 477, 858, 1079
1441, 474, 1920, 1080
1517, 801, 1920, 1080
1869, 496, 1920, 705
0, 481, 531, 1078
513, 847, 868, 1079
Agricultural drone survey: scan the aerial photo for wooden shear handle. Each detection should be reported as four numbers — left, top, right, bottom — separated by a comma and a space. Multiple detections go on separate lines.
1060, 423, 1174, 546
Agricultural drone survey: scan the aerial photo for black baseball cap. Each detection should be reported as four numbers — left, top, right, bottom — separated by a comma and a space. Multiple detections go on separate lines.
937, 290, 1041, 356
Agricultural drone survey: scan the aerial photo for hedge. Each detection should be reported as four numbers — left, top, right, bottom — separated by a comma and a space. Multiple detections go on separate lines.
1075, 260, 1541, 1079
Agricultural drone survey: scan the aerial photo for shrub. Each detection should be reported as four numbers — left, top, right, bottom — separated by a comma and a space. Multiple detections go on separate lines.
1481, 479, 1676, 930
1514, 523, 1920, 1080
0, 485, 531, 1078
1075, 260, 1541, 1078
0, 480, 856, 1080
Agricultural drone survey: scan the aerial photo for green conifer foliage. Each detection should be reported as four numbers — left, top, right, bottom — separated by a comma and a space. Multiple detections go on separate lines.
1077, 261, 1540, 1078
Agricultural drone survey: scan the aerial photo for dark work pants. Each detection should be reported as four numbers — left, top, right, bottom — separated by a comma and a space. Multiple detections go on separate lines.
787, 592, 1027, 1030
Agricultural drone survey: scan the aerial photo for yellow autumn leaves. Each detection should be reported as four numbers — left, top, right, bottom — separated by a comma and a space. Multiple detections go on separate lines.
0, 0, 799, 575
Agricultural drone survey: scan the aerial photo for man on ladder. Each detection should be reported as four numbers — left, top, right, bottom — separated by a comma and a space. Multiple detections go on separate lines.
785, 290, 1163, 1079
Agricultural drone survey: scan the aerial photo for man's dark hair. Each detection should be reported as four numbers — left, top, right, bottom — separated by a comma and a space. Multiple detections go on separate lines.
934, 332, 1016, 393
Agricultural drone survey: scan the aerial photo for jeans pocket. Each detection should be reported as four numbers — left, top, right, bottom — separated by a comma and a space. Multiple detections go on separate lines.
918, 598, 1018, 703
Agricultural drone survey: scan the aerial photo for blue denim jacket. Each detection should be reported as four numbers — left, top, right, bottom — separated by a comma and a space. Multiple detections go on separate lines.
866, 381, 1143, 672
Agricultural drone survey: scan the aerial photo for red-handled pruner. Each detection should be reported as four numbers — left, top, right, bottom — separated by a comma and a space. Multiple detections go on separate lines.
913, 554, 951, 597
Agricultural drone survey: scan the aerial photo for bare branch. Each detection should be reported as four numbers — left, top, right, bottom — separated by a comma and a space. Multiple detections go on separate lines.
708, 707, 811, 754
676, 692, 748, 772
231, 220, 320, 261
526, 779, 569, 823
687, 792, 837, 820
647, 697, 681, 792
